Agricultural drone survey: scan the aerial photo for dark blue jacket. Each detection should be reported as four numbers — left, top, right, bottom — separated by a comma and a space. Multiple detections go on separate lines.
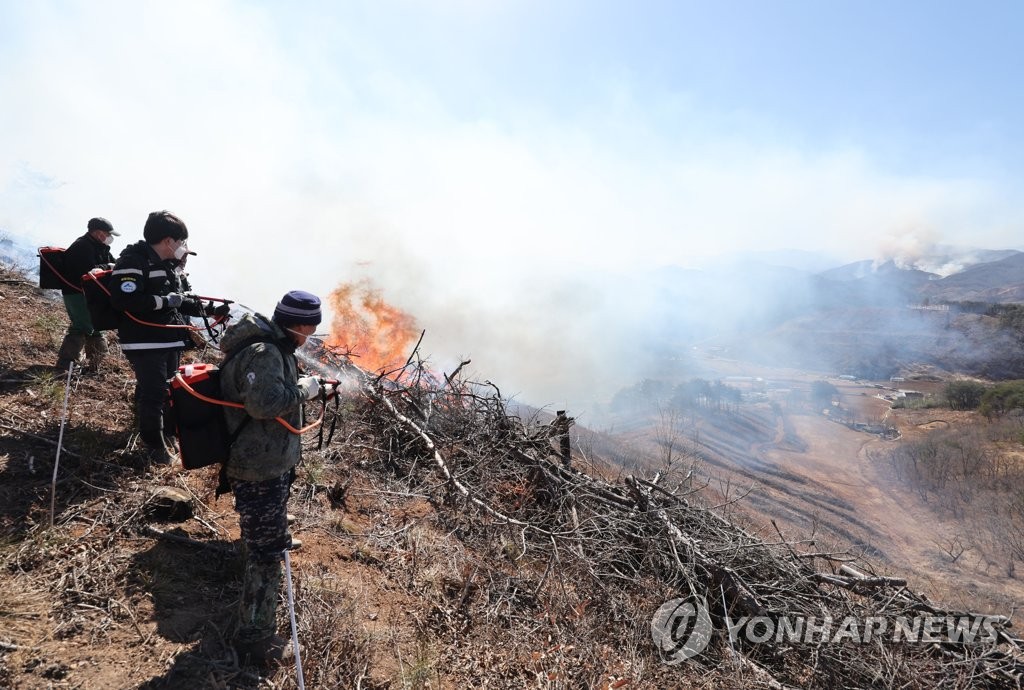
109, 241, 201, 351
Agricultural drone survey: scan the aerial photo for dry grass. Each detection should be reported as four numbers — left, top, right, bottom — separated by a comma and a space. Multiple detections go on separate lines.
2, 262, 1023, 689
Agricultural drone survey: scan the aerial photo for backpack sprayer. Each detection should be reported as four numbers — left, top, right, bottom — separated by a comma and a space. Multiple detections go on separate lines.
38, 246, 84, 292
167, 301, 343, 473
81, 268, 233, 341
169, 362, 340, 468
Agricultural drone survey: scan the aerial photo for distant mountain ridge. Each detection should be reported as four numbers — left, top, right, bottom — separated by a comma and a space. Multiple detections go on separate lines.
893, 248, 1021, 277
638, 246, 1024, 383
919, 251, 1024, 303
818, 259, 938, 283
645, 246, 1024, 345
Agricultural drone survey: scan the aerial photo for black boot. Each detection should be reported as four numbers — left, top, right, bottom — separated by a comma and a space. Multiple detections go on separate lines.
144, 444, 173, 466
234, 634, 298, 666
140, 430, 175, 466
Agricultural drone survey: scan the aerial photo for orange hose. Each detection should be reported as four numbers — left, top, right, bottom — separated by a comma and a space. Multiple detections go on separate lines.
85, 271, 230, 332
172, 372, 324, 435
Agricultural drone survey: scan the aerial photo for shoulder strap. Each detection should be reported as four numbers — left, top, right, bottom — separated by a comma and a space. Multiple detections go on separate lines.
222, 333, 290, 365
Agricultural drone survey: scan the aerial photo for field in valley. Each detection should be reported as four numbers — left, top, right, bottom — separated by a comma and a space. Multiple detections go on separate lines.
610, 349, 1024, 616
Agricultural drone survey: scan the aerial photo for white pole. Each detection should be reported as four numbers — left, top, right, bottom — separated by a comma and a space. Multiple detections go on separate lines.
283, 549, 305, 689
50, 362, 75, 528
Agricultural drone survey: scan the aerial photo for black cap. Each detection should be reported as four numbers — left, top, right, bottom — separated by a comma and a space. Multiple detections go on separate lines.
87, 217, 119, 236
143, 211, 188, 244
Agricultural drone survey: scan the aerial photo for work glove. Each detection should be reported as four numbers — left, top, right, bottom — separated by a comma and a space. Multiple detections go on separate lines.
298, 375, 321, 401
179, 297, 204, 317
165, 293, 184, 309
204, 301, 232, 318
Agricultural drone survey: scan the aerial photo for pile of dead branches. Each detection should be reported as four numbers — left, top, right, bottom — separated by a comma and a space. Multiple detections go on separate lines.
308, 347, 1024, 690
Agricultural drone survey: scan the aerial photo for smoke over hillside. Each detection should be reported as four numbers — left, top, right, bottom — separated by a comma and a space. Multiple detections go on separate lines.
577, 245, 1024, 415
5, 211, 1021, 417
305, 243, 1024, 420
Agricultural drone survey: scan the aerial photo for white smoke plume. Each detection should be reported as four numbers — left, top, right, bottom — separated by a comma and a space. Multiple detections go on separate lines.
2, 2, 1023, 416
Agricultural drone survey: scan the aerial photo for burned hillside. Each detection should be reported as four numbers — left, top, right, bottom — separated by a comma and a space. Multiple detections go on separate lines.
1, 261, 1023, 689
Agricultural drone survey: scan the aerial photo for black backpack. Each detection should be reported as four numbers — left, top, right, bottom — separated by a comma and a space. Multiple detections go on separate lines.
166, 336, 288, 492
81, 269, 121, 331
37, 247, 72, 290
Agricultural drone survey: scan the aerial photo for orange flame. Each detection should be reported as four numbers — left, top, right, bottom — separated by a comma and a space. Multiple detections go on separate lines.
325, 279, 419, 375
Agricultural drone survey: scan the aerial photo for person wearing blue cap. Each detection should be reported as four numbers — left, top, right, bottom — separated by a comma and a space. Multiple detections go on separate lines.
216, 290, 328, 666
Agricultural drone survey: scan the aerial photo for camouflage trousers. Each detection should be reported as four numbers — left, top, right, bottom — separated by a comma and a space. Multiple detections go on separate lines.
232, 471, 294, 642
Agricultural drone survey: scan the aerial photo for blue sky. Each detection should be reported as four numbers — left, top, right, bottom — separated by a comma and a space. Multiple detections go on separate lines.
1, 0, 1022, 407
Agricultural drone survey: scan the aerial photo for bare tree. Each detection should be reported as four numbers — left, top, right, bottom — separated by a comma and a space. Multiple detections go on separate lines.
933, 534, 969, 565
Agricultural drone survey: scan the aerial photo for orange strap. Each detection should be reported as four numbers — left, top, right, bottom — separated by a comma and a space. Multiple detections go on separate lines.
172, 372, 323, 435
38, 249, 83, 293
85, 271, 230, 332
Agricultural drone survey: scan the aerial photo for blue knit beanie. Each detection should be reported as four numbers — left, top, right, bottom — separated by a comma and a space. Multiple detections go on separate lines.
273, 290, 322, 326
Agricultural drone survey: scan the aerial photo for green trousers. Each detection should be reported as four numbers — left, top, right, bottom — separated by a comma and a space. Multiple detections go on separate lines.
63, 293, 94, 336
58, 294, 107, 367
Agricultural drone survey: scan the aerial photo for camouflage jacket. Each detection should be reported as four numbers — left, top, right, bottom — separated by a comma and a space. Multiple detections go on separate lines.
219, 312, 306, 481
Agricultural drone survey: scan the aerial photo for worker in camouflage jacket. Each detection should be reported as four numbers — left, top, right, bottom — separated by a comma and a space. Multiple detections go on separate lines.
218, 290, 327, 666
55, 217, 118, 372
